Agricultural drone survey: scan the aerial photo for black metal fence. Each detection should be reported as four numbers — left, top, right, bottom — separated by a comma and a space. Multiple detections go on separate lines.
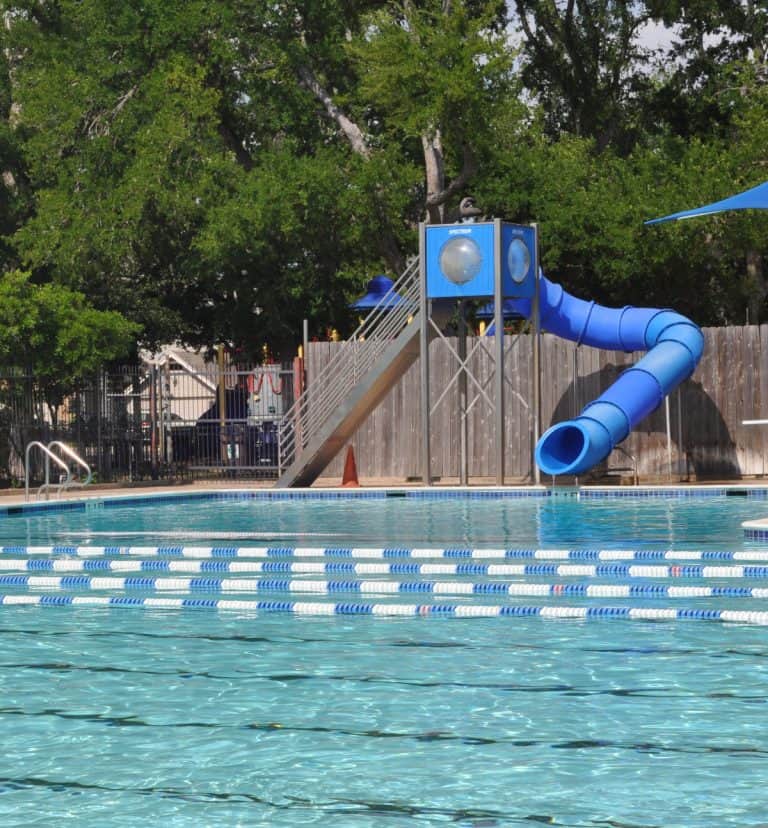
6, 361, 297, 487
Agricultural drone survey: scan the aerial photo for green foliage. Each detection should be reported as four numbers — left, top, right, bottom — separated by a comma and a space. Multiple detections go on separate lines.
0, 270, 138, 405
477, 120, 768, 325
512, 1, 662, 154
350, 0, 511, 141
0, 0, 767, 358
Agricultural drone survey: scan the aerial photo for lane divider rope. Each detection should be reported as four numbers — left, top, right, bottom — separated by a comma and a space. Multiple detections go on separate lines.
2, 573, 767, 599
0, 558, 767, 578
5, 545, 768, 562
2, 594, 768, 624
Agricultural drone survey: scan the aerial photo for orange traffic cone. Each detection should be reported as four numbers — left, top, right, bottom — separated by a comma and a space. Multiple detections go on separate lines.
341, 445, 360, 488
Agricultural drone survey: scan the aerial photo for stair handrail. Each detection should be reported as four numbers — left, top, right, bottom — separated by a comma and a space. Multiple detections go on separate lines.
280, 262, 419, 463
612, 445, 639, 486
48, 441, 93, 492
279, 259, 420, 469
24, 441, 93, 501
25, 441, 71, 502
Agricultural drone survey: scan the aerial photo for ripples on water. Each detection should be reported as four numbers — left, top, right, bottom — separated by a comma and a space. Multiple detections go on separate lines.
0, 494, 767, 825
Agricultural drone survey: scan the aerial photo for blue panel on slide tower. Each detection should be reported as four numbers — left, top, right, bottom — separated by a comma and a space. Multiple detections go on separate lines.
424, 222, 536, 300
500, 223, 536, 299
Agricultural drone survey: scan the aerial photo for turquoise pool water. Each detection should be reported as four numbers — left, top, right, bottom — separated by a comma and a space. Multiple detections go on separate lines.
4, 489, 767, 548
1, 492, 768, 826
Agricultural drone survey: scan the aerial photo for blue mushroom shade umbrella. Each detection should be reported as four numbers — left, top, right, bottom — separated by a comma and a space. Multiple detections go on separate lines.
475, 299, 525, 335
351, 275, 403, 311
475, 299, 526, 321
646, 179, 768, 225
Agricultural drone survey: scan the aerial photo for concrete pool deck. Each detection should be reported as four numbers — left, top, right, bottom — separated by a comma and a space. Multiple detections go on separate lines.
3, 477, 768, 504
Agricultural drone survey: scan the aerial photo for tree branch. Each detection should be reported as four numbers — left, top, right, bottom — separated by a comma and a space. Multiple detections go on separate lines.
424, 144, 477, 208
296, 64, 370, 158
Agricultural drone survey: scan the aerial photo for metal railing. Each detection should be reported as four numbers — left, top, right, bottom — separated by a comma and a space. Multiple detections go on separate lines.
279, 260, 420, 470
608, 445, 639, 486
25, 441, 93, 501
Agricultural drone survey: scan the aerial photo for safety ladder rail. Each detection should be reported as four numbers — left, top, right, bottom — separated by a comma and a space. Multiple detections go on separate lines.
48, 441, 94, 492
279, 260, 420, 469
604, 445, 639, 486
25, 441, 93, 502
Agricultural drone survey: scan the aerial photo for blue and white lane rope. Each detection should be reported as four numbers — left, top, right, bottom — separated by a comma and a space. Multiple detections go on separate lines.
2, 558, 768, 579
9, 545, 768, 562
3, 573, 768, 599
2, 593, 768, 624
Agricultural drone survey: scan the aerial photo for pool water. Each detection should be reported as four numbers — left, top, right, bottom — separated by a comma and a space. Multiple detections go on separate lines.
1, 492, 768, 826
5, 490, 767, 548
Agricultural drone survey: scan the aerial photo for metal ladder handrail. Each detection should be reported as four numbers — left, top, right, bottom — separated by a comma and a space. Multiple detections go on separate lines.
25, 441, 71, 502
295, 278, 419, 437
610, 445, 639, 486
48, 441, 94, 491
281, 268, 419, 461
279, 260, 420, 468
25, 441, 93, 501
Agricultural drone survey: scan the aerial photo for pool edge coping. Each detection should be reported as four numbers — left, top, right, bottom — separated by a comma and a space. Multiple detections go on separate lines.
2, 481, 768, 518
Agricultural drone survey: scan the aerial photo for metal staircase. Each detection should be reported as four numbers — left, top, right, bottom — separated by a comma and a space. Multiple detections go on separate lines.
277, 260, 423, 487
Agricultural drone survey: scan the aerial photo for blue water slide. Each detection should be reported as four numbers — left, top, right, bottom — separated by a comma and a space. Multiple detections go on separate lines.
509, 275, 704, 476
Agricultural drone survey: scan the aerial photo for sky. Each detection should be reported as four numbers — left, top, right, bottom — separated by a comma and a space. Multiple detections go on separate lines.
636, 20, 678, 52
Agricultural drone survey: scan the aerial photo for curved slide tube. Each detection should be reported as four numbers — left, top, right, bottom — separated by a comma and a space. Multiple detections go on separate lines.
509, 276, 704, 476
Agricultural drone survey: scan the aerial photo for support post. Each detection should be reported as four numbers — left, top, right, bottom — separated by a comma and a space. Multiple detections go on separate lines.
493, 218, 505, 485
163, 360, 172, 465
149, 362, 159, 479
217, 344, 228, 466
532, 223, 541, 485
665, 395, 673, 481
96, 370, 103, 480
458, 299, 468, 486
419, 223, 431, 486
677, 386, 684, 480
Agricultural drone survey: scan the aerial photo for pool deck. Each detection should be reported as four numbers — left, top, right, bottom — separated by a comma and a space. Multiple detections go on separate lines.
3, 477, 768, 506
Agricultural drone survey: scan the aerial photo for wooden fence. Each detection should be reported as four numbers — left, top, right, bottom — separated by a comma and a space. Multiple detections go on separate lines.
308, 325, 768, 483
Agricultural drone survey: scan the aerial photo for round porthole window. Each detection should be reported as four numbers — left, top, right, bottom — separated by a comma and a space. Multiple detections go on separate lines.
438, 236, 483, 285
507, 238, 531, 284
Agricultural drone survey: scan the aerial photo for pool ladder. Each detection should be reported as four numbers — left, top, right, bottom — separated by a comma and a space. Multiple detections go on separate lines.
24, 441, 93, 502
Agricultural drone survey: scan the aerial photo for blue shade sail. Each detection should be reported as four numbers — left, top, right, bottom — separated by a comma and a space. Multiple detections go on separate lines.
645, 180, 768, 225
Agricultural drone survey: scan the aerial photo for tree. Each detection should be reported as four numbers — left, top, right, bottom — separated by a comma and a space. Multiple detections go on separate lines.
0, 12, 28, 275
345, 0, 512, 223
4, 1, 371, 353
639, 1, 766, 142
2, 0, 516, 355
0, 270, 138, 418
4, 0, 768, 347
512, 1, 662, 154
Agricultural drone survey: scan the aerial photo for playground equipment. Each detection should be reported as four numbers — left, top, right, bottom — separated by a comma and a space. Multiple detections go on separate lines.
276, 213, 703, 486
516, 277, 704, 476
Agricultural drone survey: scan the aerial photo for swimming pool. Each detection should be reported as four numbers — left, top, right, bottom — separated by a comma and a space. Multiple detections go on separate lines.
2, 488, 768, 826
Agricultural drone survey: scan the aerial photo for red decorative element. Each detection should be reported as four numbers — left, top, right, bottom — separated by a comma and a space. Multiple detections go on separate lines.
249, 371, 283, 395
267, 373, 283, 394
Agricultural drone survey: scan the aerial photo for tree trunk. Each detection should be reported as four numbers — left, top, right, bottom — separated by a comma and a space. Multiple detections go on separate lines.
422, 131, 446, 224
745, 248, 766, 324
